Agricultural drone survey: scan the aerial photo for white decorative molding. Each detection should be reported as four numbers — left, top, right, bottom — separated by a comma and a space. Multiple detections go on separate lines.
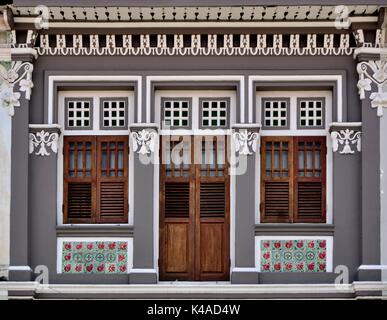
29, 130, 59, 156
357, 60, 387, 117
0, 61, 34, 116
233, 130, 259, 155
131, 129, 157, 155
36, 33, 354, 57
330, 129, 361, 154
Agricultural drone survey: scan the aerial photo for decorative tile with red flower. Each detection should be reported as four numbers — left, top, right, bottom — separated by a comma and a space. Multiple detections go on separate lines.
260, 239, 327, 272
61, 241, 128, 274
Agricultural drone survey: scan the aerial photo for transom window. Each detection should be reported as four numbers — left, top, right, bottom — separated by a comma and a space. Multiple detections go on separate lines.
101, 98, 127, 129
65, 98, 93, 130
200, 99, 229, 128
162, 99, 191, 128
298, 98, 325, 128
262, 98, 289, 129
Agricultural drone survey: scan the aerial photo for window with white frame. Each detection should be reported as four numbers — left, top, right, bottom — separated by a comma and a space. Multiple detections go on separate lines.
261, 98, 289, 129
59, 91, 133, 225
257, 91, 332, 225
65, 98, 93, 130
200, 99, 229, 128
297, 98, 325, 129
162, 99, 191, 129
101, 98, 128, 129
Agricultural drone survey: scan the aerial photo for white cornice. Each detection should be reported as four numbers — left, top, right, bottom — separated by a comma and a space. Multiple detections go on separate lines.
354, 47, 387, 59
10, 48, 38, 59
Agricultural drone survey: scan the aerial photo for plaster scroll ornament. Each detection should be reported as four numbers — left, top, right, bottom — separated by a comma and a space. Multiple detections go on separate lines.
233, 130, 259, 155
330, 129, 361, 154
131, 129, 157, 155
29, 130, 59, 156
357, 60, 387, 117
0, 61, 34, 116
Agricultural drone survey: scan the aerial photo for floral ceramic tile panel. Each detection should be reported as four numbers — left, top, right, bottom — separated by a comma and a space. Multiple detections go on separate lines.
260, 239, 327, 272
61, 241, 128, 274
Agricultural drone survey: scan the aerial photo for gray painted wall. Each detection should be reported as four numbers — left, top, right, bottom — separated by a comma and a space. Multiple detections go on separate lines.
20, 52, 366, 284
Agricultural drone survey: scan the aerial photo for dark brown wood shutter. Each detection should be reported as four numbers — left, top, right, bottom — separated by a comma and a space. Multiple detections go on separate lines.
97, 136, 129, 223
260, 137, 294, 223
64, 136, 96, 223
294, 136, 326, 223
64, 135, 128, 224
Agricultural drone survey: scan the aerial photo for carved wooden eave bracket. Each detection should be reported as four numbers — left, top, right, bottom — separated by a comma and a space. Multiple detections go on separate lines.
329, 122, 362, 155
29, 124, 61, 157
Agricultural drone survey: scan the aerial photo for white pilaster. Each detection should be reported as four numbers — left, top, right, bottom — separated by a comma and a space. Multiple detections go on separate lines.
0, 105, 11, 279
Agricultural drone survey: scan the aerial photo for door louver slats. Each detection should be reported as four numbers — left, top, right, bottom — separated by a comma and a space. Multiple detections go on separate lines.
165, 182, 190, 218
200, 183, 225, 218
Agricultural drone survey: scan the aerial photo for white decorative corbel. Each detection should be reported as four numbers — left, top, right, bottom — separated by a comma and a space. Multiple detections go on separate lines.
29, 130, 59, 156
0, 61, 34, 116
232, 129, 259, 155
330, 129, 361, 154
131, 129, 157, 155
357, 60, 387, 117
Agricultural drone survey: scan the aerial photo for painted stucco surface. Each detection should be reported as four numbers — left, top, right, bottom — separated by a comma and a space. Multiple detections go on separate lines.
0, 105, 11, 279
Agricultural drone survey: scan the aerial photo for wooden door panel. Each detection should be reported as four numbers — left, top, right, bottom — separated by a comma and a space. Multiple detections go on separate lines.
160, 135, 229, 281
199, 223, 224, 274
165, 223, 190, 274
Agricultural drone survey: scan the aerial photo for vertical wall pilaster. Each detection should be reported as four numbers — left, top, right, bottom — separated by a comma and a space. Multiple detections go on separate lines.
129, 125, 158, 284
357, 57, 387, 281
1, 55, 35, 281
231, 126, 260, 284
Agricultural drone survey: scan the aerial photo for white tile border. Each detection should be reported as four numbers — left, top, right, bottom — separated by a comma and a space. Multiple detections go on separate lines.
56, 237, 133, 274
255, 236, 333, 273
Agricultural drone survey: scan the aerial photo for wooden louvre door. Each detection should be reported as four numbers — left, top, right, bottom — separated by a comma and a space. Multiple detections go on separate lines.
63, 135, 128, 224
196, 135, 230, 280
260, 137, 294, 223
159, 135, 230, 281
260, 136, 326, 223
160, 135, 195, 280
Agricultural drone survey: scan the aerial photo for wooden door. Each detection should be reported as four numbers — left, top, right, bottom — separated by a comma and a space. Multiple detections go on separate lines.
159, 135, 230, 281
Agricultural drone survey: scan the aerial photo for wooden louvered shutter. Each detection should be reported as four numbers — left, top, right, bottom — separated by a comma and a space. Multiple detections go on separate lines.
197, 135, 229, 280
160, 136, 194, 280
64, 136, 96, 223
294, 137, 326, 223
260, 137, 294, 223
97, 136, 128, 223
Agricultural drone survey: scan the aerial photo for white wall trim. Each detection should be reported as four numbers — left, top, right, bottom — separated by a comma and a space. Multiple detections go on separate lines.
249, 75, 343, 123
255, 90, 333, 225
8, 266, 32, 271
56, 237, 133, 274
129, 268, 158, 274
146, 75, 244, 123
56, 91, 135, 226
47, 75, 142, 124
255, 236, 334, 273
